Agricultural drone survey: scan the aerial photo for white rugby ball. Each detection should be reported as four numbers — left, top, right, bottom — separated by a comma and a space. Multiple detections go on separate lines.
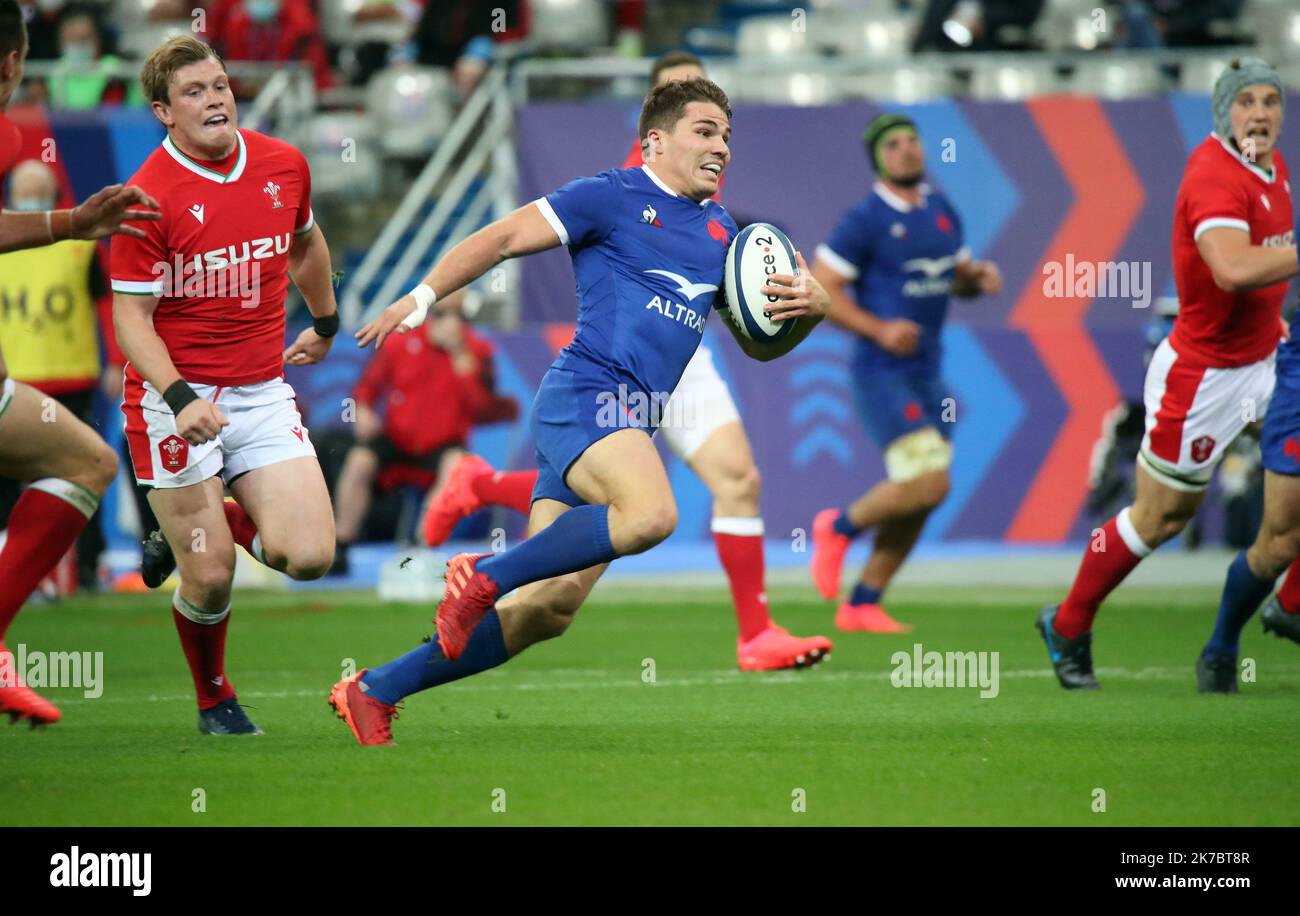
724, 222, 799, 342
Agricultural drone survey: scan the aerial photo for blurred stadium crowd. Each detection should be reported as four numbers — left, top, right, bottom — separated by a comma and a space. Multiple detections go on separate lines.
8, 1, 1299, 108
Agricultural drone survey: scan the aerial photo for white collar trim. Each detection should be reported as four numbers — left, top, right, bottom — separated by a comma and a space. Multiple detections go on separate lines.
640, 164, 710, 207
163, 130, 247, 184
874, 180, 930, 213
1213, 132, 1275, 184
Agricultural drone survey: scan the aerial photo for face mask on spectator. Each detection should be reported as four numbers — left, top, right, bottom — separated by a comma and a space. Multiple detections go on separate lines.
246, 0, 281, 23
61, 41, 96, 63
9, 197, 56, 211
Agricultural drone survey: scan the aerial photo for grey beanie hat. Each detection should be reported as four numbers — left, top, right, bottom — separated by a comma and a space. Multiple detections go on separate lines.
1213, 57, 1285, 144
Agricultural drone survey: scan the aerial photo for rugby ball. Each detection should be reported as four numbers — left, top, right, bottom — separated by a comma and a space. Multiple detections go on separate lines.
724, 222, 799, 342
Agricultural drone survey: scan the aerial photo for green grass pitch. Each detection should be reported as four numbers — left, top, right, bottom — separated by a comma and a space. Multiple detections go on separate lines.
3, 582, 1298, 825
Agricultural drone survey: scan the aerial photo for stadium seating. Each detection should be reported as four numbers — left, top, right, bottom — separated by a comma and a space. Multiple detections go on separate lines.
969, 58, 1062, 100
850, 66, 961, 103
1178, 57, 1234, 94
810, 9, 914, 61
1069, 59, 1170, 99
529, 0, 610, 53
298, 112, 381, 200
1031, 0, 1106, 52
736, 14, 816, 58
364, 65, 453, 158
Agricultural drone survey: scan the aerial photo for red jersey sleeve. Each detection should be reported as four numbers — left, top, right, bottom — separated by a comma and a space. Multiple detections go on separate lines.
108, 195, 168, 296
0, 114, 21, 183
1184, 158, 1252, 242
293, 147, 314, 235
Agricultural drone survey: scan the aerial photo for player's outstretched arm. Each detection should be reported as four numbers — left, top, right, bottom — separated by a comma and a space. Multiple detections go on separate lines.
113, 292, 228, 445
723, 251, 828, 362
952, 259, 1002, 298
1197, 227, 1299, 293
284, 223, 342, 366
355, 203, 562, 350
0, 184, 160, 254
812, 256, 920, 357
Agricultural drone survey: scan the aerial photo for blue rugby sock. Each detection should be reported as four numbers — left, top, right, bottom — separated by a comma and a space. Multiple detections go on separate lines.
478, 504, 617, 594
849, 583, 882, 607
832, 508, 860, 539
360, 611, 509, 705
1204, 551, 1274, 659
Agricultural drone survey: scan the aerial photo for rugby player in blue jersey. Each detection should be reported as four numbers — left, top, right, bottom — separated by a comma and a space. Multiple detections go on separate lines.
808, 114, 1002, 632
329, 78, 831, 744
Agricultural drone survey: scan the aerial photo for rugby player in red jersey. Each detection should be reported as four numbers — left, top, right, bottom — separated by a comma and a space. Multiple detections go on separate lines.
111, 36, 340, 734
0, 0, 160, 727
1039, 58, 1299, 690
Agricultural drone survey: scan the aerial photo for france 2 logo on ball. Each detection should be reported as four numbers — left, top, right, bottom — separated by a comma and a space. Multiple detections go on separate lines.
724, 222, 799, 342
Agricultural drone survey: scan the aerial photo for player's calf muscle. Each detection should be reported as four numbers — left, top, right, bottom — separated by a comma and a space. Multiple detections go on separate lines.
609, 500, 677, 554
1251, 530, 1300, 578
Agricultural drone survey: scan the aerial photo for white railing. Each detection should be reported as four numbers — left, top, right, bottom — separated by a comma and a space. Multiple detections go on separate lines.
341, 65, 512, 326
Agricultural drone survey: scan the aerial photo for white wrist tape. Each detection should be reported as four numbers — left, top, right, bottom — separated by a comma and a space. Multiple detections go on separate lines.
401, 283, 437, 330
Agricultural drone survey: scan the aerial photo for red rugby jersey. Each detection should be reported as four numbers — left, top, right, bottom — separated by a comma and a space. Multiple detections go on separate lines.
0, 112, 21, 184
353, 327, 495, 456
109, 128, 314, 386
1169, 134, 1294, 368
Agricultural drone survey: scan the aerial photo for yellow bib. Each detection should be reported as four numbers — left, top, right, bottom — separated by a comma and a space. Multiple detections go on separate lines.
0, 239, 101, 385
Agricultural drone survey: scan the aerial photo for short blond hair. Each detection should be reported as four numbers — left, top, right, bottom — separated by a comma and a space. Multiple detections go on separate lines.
140, 35, 225, 106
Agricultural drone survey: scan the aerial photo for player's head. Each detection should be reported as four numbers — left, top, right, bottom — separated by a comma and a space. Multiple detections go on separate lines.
6, 160, 58, 211
1213, 57, 1285, 165
638, 77, 731, 202
141, 35, 237, 159
651, 51, 705, 88
0, 0, 27, 112
864, 113, 924, 187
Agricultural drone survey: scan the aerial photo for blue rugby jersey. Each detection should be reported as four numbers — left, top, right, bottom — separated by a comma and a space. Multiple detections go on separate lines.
535, 164, 738, 399
816, 181, 968, 374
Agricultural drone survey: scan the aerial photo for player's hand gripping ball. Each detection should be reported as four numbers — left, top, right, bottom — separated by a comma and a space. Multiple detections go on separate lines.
724, 223, 806, 341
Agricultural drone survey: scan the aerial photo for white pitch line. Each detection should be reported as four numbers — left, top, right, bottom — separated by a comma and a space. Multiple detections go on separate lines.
41, 664, 1294, 708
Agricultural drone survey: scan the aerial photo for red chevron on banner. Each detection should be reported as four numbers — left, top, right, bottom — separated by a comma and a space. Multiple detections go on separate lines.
1007, 97, 1144, 541
543, 322, 576, 356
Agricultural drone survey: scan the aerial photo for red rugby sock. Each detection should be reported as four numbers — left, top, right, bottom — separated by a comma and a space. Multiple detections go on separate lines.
0, 484, 93, 640
713, 519, 771, 642
471, 470, 537, 515
172, 599, 236, 710
1276, 559, 1300, 614
223, 501, 260, 558
1054, 513, 1147, 639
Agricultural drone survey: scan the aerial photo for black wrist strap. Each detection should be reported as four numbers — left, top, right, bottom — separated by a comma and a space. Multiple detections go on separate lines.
313, 311, 341, 338
163, 380, 199, 415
